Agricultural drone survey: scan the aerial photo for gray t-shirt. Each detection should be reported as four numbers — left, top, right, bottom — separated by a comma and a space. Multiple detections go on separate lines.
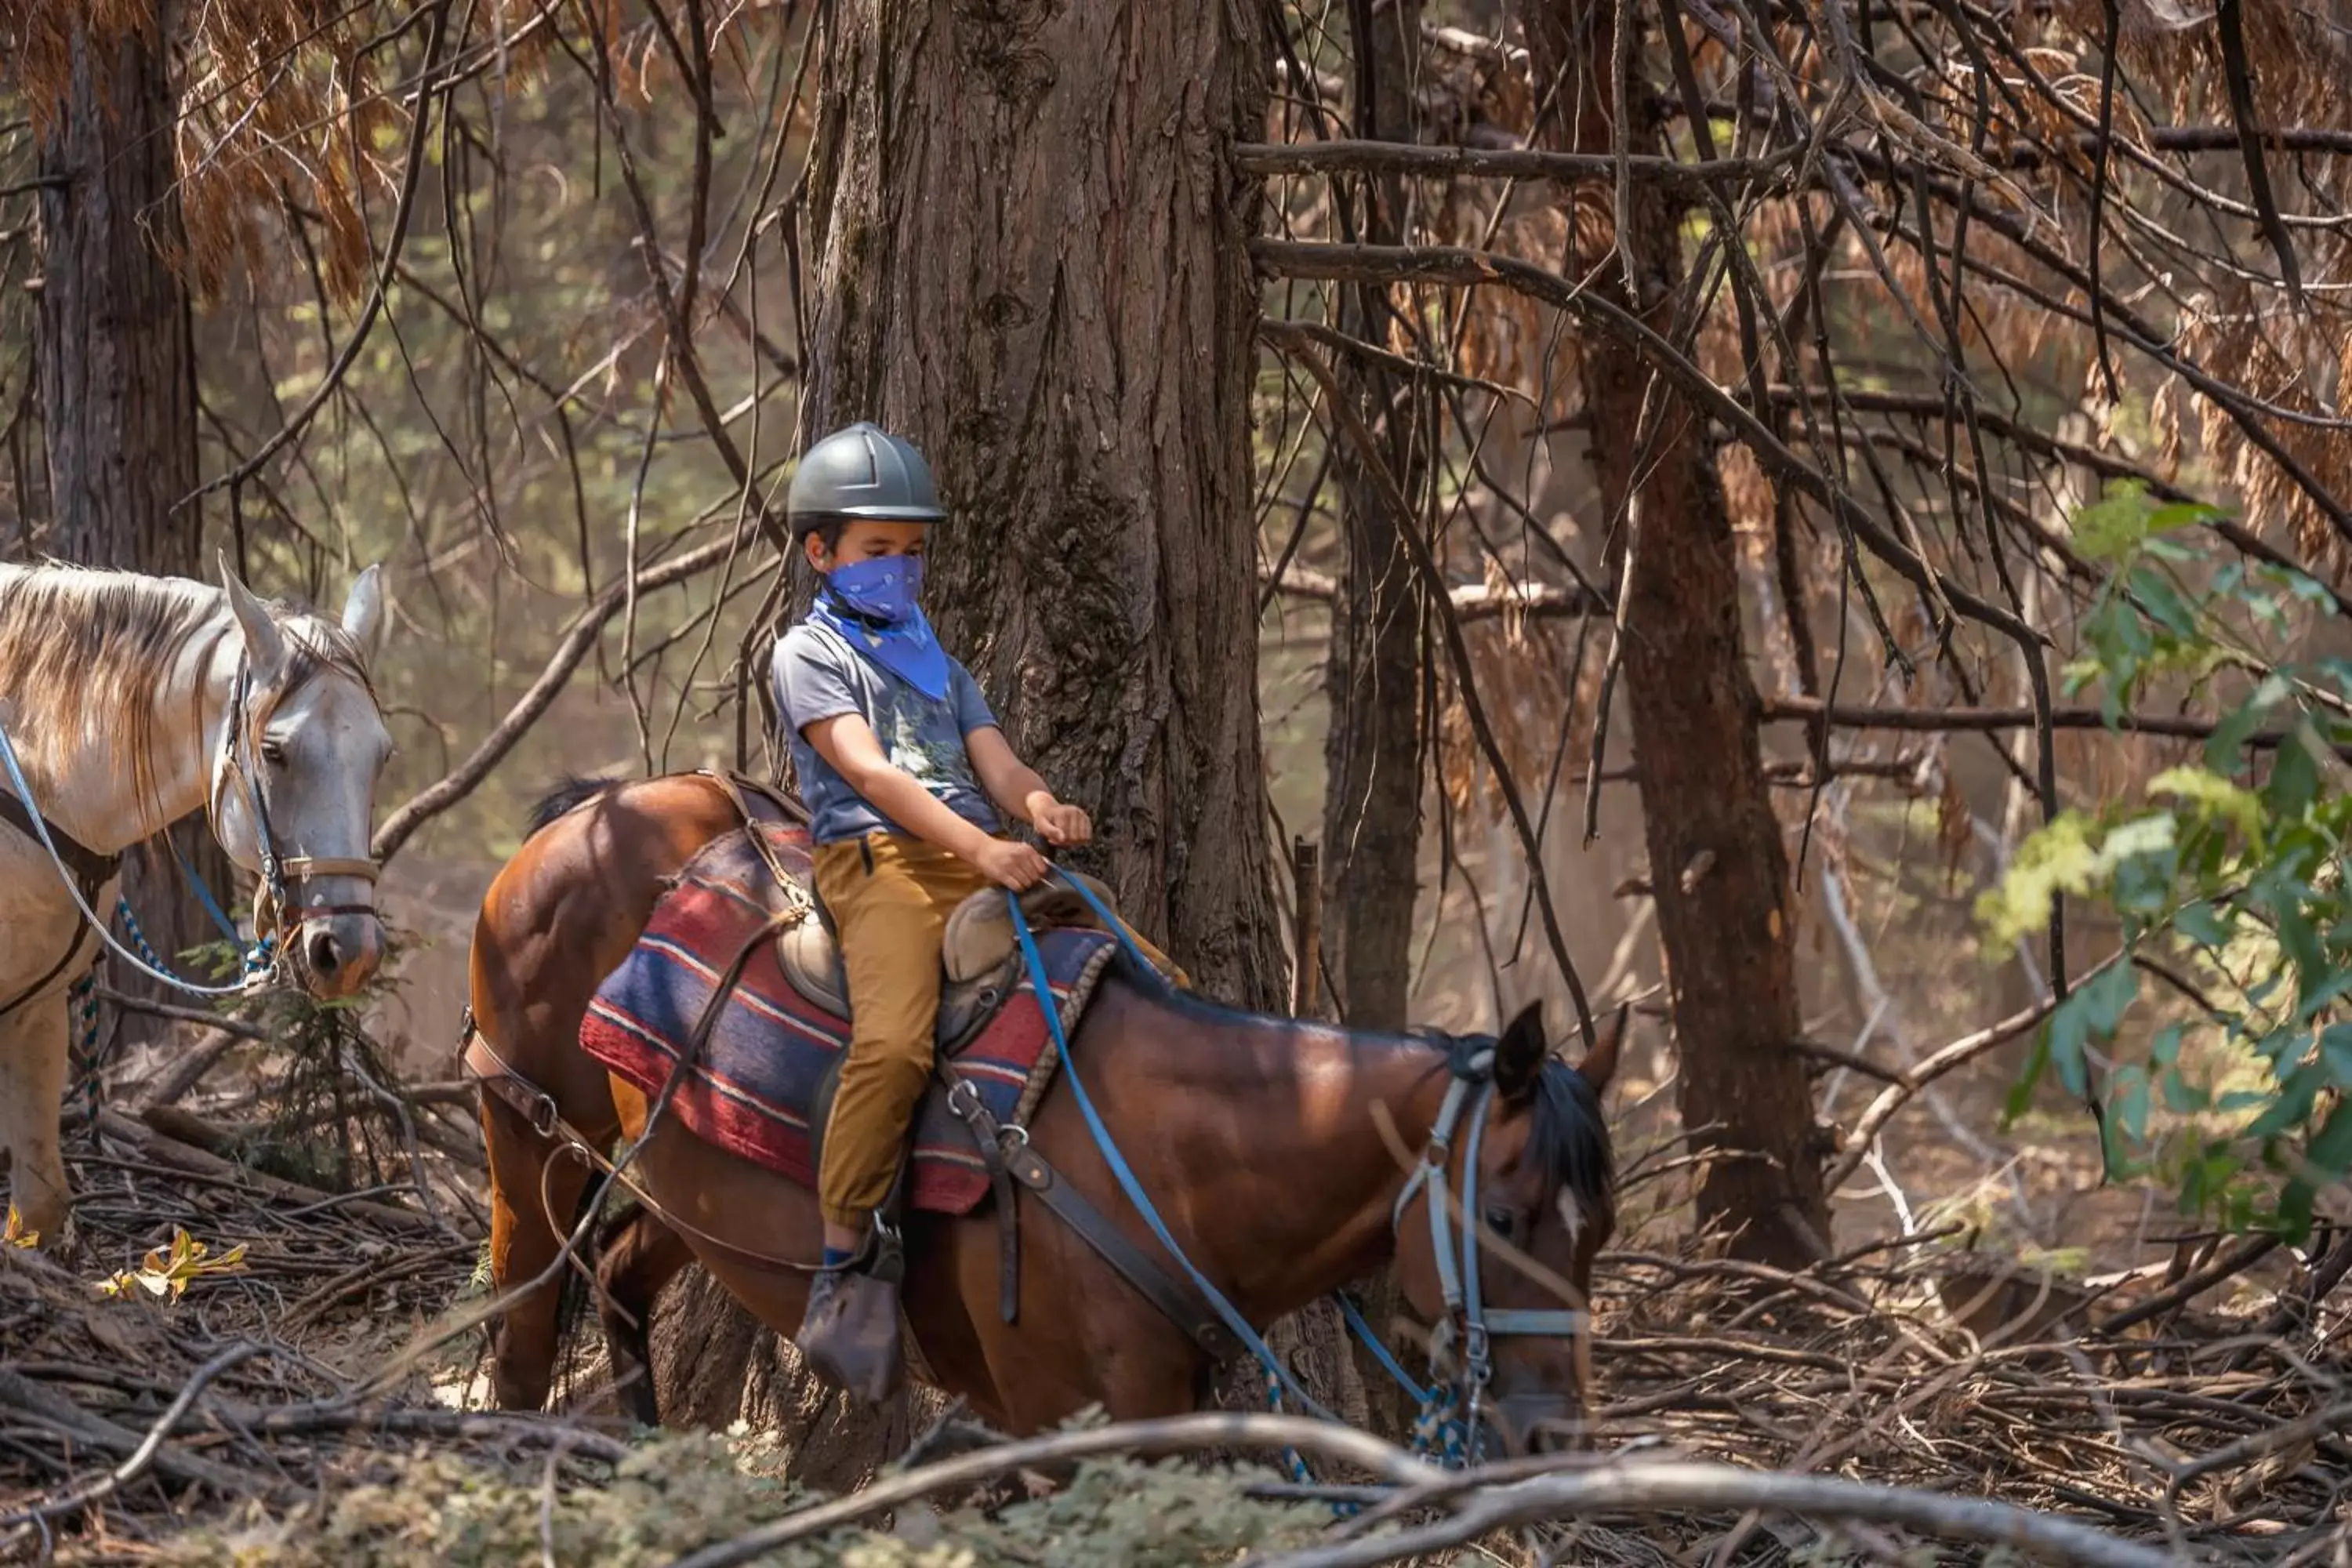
771, 620, 1004, 845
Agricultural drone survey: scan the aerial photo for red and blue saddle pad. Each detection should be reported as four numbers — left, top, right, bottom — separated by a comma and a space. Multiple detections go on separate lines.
578, 823, 1115, 1214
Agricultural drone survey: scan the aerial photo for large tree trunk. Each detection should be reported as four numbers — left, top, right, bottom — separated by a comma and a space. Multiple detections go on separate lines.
1515, 0, 1828, 1266
795, 0, 1279, 1007
34, 8, 236, 1053
652, 0, 1293, 1434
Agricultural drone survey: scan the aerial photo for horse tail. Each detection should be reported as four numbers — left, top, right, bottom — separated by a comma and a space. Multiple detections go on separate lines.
550, 1183, 638, 1386
524, 775, 617, 840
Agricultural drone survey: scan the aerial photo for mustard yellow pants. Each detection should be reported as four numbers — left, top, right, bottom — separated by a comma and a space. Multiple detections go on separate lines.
811, 831, 1182, 1231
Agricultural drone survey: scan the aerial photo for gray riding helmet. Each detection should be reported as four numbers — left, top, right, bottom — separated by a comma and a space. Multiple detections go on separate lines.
788, 421, 946, 538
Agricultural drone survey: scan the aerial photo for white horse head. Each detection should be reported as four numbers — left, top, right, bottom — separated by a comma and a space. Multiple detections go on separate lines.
209, 555, 394, 999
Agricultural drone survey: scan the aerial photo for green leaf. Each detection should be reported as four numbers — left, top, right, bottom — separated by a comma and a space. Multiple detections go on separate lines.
2077, 959, 2139, 1038
2248, 1060, 2327, 1140
2205, 681, 2289, 772
2161, 1071, 2210, 1114
2113, 1065, 2152, 1145
2147, 499, 2227, 534
2005, 1026, 2053, 1128
2048, 993, 2094, 1100
2175, 900, 2232, 947
2125, 564, 2200, 638
2301, 1098, 2352, 1181
2296, 968, 2352, 1027
2267, 728, 2321, 819
2319, 1022, 2352, 1083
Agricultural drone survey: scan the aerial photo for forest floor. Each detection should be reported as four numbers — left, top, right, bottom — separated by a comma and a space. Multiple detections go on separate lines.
2, 1005, 2345, 1566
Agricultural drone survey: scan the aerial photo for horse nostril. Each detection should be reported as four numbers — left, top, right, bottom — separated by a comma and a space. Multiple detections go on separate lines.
306, 929, 342, 975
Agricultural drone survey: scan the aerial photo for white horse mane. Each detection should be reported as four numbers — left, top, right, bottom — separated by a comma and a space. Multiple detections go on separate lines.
0, 561, 369, 829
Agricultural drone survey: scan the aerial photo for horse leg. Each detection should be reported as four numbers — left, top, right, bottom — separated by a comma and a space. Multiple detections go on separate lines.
941, 1210, 1201, 1435
479, 1083, 595, 1412
0, 988, 72, 1244
595, 1205, 695, 1428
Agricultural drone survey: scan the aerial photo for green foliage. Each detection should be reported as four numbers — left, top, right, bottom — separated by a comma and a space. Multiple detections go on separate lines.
1983, 482, 2352, 1238
165, 1429, 1323, 1568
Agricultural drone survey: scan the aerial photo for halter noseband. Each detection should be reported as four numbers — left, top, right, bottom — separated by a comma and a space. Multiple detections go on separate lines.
1392, 1040, 1591, 1452
207, 652, 381, 959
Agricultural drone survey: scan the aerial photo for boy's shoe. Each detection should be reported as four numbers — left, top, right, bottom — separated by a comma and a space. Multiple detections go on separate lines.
795, 1267, 906, 1405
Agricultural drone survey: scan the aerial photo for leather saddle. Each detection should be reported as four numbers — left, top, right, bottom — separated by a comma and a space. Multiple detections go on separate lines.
774, 871, 1123, 1047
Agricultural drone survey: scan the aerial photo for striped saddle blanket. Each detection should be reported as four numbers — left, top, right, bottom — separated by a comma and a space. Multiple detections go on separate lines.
577, 823, 1114, 1214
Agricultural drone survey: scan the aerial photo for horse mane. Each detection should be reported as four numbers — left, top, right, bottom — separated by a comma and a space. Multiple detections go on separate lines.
525, 775, 619, 839
0, 563, 368, 829
0, 564, 222, 812
1105, 947, 1614, 1212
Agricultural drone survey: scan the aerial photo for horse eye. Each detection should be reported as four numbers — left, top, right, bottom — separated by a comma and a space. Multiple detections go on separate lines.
1483, 1205, 1517, 1235
260, 739, 289, 767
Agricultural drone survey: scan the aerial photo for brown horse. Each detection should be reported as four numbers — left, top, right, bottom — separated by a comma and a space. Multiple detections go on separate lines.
466, 771, 1621, 1454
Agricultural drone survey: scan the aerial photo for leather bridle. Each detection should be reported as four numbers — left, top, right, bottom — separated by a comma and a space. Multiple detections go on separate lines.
206, 652, 382, 965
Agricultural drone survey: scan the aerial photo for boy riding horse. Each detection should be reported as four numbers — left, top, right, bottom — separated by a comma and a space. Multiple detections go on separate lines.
775, 421, 1180, 1402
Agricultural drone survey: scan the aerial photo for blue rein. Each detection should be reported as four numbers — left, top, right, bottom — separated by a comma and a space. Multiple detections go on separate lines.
1004, 866, 1587, 1475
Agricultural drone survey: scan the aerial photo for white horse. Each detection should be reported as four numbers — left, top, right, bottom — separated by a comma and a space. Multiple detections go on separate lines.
0, 555, 393, 1243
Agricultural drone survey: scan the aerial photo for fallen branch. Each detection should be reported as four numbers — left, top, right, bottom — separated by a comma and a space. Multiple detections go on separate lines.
666, 1412, 1432, 1568
2098, 1234, 2282, 1337
1250, 1459, 2181, 1568
94, 1107, 456, 1236
0, 1344, 263, 1544
0, 1363, 288, 1508
132, 1025, 254, 1112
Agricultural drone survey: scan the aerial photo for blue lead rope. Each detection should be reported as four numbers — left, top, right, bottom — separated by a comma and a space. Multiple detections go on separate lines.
1004, 877, 1338, 1423
1004, 870, 1472, 1487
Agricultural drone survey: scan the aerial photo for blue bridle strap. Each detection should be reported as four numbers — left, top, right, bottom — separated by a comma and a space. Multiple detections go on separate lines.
1012, 866, 1588, 1472
1004, 879, 1339, 1421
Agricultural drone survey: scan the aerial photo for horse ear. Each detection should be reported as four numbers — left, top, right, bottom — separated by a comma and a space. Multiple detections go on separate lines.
1493, 1000, 1548, 1102
218, 552, 287, 686
341, 562, 387, 660
1578, 1004, 1629, 1097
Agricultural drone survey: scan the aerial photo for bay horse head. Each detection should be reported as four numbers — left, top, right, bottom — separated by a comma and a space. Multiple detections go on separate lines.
209, 556, 393, 1000
1390, 999, 1622, 1457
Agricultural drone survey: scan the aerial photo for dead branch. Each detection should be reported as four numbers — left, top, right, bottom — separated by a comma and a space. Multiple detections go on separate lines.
1253, 1459, 2181, 1568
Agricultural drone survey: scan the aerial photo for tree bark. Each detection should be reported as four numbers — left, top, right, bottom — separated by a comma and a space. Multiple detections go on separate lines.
34, 7, 236, 1050
655, 0, 1294, 1434
1320, 0, 1428, 1037
792, 0, 1281, 1008
1513, 0, 1828, 1266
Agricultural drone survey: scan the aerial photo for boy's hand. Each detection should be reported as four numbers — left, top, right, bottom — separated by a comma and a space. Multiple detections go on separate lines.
975, 837, 1049, 891
1027, 793, 1093, 847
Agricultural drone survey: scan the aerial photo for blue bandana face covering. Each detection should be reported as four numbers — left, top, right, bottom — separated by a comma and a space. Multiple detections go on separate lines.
811, 554, 951, 699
